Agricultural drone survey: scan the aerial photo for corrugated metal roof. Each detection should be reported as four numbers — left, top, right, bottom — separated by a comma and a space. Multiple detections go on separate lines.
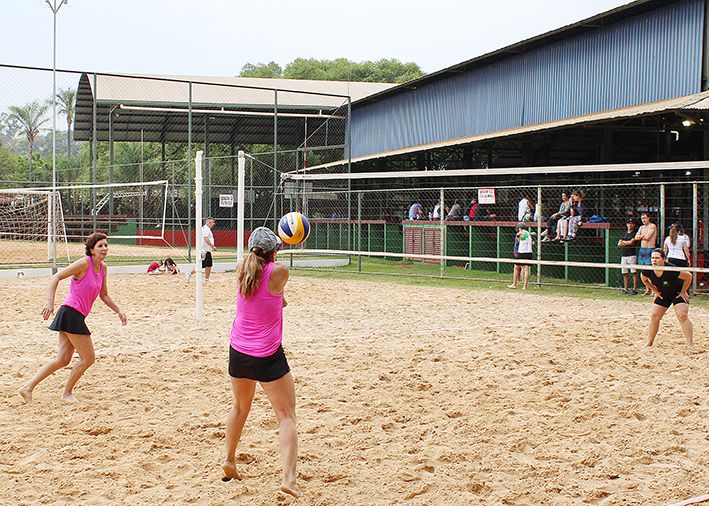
299, 89, 709, 172
74, 73, 394, 144
88, 73, 395, 109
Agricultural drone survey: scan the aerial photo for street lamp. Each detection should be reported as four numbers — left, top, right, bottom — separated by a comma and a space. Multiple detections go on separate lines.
46, 0, 67, 273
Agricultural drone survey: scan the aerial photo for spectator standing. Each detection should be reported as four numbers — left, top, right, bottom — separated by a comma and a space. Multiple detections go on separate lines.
664, 223, 690, 268
508, 223, 534, 290
635, 212, 657, 294
468, 199, 478, 219
518, 195, 534, 221
618, 219, 639, 295
186, 217, 217, 282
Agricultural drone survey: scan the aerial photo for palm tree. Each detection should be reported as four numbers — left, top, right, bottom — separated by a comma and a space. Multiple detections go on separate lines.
7, 100, 50, 182
56, 88, 76, 167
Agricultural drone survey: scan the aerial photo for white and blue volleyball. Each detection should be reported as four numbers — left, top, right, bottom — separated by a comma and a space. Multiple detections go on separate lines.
278, 212, 311, 245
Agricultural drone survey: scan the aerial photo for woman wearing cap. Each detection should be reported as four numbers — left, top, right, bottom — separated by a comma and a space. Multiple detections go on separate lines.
222, 227, 300, 497
664, 223, 690, 268
640, 248, 693, 347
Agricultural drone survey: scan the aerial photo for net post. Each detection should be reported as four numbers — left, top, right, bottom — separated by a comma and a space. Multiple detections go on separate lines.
195, 150, 203, 326
237, 151, 245, 263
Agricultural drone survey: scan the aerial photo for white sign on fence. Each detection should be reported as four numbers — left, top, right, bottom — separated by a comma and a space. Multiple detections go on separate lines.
219, 194, 234, 208
478, 188, 496, 204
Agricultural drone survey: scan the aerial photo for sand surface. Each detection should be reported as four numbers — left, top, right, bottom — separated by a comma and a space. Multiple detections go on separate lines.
1, 272, 708, 505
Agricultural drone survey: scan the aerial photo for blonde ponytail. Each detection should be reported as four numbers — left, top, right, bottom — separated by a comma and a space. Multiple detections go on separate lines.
238, 247, 274, 299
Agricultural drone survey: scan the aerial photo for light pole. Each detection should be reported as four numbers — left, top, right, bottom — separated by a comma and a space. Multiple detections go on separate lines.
47, 0, 67, 273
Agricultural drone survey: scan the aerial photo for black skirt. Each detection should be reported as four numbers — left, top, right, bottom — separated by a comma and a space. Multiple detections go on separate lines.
49, 305, 91, 335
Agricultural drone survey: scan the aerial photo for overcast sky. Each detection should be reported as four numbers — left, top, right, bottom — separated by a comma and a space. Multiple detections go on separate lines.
2, 0, 632, 77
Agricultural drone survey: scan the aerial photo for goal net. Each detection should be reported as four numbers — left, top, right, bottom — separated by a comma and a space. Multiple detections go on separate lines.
0, 180, 171, 267
0, 189, 70, 263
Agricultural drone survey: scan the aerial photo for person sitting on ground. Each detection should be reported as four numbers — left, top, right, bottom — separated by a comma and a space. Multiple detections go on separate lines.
664, 223, 690, 268
164, 257, 179, 275
147, 260, 165, 275
541, 191, 570, 242
445, 199, 463, 221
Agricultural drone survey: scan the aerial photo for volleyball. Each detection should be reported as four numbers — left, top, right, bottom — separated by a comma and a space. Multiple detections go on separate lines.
278, 212, 311, 245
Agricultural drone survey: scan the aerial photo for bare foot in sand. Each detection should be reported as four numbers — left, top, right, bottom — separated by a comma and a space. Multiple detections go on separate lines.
221, 460, 241, 481
507, 284, 516, 289
281, 481, 301, 498
61, 393, 79, 403
19, 386, 32, 404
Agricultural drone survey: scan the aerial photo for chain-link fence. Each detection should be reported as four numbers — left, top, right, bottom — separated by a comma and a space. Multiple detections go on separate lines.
0, 64, 350, 268
277, 179, 709, 293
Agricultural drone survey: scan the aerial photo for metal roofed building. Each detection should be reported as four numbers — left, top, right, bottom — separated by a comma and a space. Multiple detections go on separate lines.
74, 74, 395, 145
333, 0, 709, 178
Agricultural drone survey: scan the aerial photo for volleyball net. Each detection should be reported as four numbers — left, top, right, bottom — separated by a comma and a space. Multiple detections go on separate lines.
277, 165, 709, 293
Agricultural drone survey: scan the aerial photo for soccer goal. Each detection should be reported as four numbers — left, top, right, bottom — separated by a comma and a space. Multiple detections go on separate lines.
0, 188, 70, 263
0, 180, 171, 268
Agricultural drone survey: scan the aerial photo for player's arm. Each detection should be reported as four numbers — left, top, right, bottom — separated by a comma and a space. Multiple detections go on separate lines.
640, 272, 660, 298
42, 257, 89, 320
269, 262, 290, 306
99, 267, 127, 325
682, 241, 691, 266
678, 271, 692, 303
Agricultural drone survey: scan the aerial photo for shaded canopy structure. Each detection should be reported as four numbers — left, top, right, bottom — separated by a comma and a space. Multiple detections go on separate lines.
74, 73, 395, 146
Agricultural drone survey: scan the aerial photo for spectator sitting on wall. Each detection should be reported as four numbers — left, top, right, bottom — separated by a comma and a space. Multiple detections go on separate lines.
432, 202, 442, 220
408, 203, 424, 220
468, 199, 478, 219
474, 203, 497, 221
445, 199, 463, 221
541, 191, 570, 242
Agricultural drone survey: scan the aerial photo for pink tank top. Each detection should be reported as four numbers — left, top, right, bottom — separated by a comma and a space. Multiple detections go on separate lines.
63, 256, 104, 316
229, 262, 283, 357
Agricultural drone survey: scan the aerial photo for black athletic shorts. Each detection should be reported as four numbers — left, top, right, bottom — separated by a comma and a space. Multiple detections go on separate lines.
667, 257, 688, 268
228, 345, 290, 382
49, 305, 91, 335
515, 252, 533, 267
202, 251, 213, 268
654, 294, 688, 308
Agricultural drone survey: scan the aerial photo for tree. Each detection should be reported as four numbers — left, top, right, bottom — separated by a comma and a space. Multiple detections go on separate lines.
7, 100, 50, 182
239, 61, 284, 79
239, 58, 425, 83
55, 88, 76, 168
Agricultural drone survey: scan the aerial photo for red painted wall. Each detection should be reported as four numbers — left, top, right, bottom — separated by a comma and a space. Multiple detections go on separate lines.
138, 229, 251, 248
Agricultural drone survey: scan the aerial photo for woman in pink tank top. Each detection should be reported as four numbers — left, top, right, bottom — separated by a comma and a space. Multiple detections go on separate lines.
222, 227, 300, 498
20, 233, 126, 405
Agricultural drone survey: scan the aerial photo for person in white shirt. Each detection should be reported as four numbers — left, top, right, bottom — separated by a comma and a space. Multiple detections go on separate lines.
187, 218, 217, 282
664, 223, 690, 268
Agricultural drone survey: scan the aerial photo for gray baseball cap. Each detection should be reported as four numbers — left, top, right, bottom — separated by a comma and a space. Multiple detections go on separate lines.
248, 227, 281, 252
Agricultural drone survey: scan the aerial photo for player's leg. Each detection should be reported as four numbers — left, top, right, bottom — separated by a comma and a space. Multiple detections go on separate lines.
205, 266, 212, 280
62, 333, 95, 402
223, 378, 256, 480
261, 372, 300, 497
508, 265, 520, 288
521, 265, 530, 289
646, 303, 668, 346
673, 303, 693, 347
20, 331, 75, 403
